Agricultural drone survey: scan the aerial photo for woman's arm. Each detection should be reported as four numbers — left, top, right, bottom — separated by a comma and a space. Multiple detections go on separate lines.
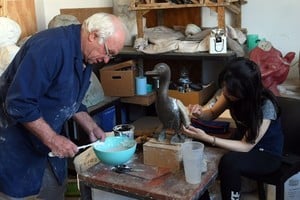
188, 93, 228, 121
182, 119, 271, 152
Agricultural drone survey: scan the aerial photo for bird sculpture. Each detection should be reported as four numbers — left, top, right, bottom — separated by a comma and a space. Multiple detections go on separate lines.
145, 63, 190, 143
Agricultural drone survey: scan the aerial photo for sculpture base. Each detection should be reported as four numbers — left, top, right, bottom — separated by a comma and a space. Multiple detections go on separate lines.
143, 138, 182, 172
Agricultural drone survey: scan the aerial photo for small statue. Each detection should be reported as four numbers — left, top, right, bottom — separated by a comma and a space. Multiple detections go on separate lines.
48, 14, 80, 28
145, 63, 190, 143
0, 17, 21, 76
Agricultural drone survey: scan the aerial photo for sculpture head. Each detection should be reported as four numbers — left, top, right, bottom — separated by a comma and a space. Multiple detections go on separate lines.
145, 63, 171, 80
145, 63, 171, 91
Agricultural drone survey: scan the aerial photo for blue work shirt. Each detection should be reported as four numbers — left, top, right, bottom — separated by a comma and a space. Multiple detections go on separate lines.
0, 24, 92, 197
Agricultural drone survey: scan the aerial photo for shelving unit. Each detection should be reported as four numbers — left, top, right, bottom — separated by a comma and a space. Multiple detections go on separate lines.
117, 46, 236, 88
0, 0, 7, 16
130, 0, 247, 37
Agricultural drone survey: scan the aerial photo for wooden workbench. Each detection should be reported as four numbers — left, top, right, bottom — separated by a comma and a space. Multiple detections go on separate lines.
78, 146, 227, 200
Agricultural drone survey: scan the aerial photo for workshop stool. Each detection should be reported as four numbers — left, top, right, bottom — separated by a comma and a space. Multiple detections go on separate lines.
246, 96, 300, 200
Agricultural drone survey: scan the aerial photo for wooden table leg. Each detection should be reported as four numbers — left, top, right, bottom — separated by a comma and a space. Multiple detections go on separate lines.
79, 181, 92, 200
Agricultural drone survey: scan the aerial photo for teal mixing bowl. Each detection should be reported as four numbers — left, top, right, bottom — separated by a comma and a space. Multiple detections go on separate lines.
93, 136, 137, 166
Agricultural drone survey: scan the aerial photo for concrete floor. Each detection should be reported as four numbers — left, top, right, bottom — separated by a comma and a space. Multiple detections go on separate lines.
65, 193, 262, 200
207, 179, 275, 200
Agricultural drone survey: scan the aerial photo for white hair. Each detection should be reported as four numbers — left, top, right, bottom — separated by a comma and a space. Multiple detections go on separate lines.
82, 12, 125, 44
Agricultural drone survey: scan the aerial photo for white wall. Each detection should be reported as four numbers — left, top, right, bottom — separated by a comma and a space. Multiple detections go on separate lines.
34, 0, 112, 31
202, 0, 299, 78
242, 0, 299, 66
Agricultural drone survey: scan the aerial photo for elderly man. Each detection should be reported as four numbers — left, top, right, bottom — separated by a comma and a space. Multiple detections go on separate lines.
0, 13, 127, 199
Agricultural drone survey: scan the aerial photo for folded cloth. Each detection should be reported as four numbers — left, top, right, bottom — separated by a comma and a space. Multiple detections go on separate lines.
141, 39, 179, 54
175, 36, 209, 53
191, 118, 230, 134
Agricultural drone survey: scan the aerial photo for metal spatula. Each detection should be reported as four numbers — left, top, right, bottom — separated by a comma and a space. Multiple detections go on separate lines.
48, 141, 103, 157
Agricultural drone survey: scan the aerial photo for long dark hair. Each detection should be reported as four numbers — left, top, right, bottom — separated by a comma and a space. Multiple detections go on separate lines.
218, 57, 280, 143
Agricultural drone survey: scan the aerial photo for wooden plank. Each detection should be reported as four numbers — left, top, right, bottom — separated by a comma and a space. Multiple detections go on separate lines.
225, 4, 241, 14
191, 0, 200, 4
120, 91, 156, 106
136, 10, 145, 38
60, 7, 113, 23
231, 3, 242, 28
131, 2, 229, 10
144, 7, 201, 29
0, 0, 8, 16
217, 0, 225, 29
5, 0, 37, 39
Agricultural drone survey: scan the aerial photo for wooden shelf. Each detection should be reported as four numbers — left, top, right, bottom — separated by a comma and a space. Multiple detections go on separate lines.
119, 46, 236, 60
121, 91, 156, 106
130, 1, 229, 10
130, 0, 247, 37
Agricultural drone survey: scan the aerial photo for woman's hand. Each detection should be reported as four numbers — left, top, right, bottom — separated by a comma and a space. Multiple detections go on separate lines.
187, 104, 203, 119
182, 125, 207, 141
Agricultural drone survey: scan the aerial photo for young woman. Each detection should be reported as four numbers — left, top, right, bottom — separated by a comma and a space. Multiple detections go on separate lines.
182, 57, 283, 200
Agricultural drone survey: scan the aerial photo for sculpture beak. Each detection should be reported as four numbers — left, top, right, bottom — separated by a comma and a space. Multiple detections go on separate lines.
145, 70, 159, 77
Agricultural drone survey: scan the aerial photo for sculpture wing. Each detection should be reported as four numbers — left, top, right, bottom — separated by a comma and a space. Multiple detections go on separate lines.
176, 99, 191, 128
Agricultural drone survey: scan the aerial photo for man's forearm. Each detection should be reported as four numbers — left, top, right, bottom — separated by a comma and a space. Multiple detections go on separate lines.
73, 111, 98, 134
23, 117, 57, 147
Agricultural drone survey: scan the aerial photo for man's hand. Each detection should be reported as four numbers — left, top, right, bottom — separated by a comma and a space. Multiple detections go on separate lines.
48, 134, 78, 158
89, 126, 106, 142
73, 111, 106, 142
23, 118, 78, 158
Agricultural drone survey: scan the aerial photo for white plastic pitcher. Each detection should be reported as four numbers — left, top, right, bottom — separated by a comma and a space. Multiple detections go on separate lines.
182, 141, 204, 184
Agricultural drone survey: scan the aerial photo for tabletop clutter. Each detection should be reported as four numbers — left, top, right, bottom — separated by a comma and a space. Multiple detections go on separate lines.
73, 123, 208, 186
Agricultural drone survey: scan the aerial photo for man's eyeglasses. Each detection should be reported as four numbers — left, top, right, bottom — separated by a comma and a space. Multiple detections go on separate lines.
103, 42, 115, 59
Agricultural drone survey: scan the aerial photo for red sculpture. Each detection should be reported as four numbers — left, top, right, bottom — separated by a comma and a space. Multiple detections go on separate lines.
249, 41, 295, 95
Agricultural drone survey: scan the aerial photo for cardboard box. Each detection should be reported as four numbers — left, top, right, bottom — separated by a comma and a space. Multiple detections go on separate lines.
100, 60, 137, 97
143, 139, 183, 171
285, 172, 300, 200
168, 82, 216, 106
